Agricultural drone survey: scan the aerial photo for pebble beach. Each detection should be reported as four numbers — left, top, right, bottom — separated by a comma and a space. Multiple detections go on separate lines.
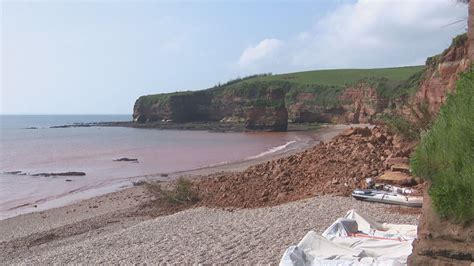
0, 188, 419, 264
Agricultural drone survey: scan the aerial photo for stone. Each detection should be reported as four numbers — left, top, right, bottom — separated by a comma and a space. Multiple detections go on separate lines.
377, 171, 415, 186
390, 163, 410, 174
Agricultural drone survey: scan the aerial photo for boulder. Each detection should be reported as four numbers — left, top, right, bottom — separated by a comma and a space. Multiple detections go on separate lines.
390, 163, 410, 174
376, 171, 415, 186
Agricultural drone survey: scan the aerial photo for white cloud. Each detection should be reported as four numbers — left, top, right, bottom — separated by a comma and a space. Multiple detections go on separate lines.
237, 0, 467, 72
238, 38, 283, 68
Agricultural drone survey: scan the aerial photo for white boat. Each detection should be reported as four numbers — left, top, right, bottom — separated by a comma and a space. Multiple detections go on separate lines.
352, 189, 423, 207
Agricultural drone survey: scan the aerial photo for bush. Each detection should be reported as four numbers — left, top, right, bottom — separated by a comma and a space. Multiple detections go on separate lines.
380, 103, 432, 141
144, 177, 199, 205
411, 68, 474, 223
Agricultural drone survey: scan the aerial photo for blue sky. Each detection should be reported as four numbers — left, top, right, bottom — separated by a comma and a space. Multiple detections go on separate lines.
1, 0, 468, 114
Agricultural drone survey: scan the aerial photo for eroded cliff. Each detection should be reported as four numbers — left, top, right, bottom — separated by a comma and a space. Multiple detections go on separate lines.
133, 66, 425, 130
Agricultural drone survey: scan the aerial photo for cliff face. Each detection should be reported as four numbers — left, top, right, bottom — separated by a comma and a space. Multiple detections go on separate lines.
414, 35, 471, 114
409, 191, 474, 265
133, 33, 469, 131
244, 87, 288, 131
133, 82, 290, 131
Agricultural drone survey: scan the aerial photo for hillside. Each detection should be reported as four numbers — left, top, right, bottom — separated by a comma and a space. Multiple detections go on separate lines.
231, 66, 424, 87
133, 65, 424, 130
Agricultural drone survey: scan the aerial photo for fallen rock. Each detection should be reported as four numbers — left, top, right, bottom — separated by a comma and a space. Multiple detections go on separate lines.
377, 171, 415, 186
195, 126, 418, 208
383, 156, 409, 169
390, 163, 410, 174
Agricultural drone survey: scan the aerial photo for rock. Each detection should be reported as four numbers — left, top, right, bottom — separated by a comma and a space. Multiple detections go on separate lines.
376, 171, 415, 186
390, 163, 410, 174
383, 156, 409, 169
114, 158, 139, 163
32, 172, 86, 177
4, 171, 23, 175
409, 191, 474, 265
244, 88, 288, 132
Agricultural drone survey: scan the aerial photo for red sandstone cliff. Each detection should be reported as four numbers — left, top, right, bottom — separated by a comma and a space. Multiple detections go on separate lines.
414, 36, 471, 114
409, 2, 473, 265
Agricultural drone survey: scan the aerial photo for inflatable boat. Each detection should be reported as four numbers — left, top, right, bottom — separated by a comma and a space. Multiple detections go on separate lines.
352, 189, 422, 207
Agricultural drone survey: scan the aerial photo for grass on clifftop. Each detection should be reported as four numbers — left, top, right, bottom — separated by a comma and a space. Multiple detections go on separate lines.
247, 66, 424, 87
411, 68, 474, 223
139, 66, 424, 107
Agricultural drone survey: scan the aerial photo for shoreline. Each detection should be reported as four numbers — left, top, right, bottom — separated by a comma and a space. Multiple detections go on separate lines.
0, 124, 361, 221
45, 120, 324, 133
0, 123, 421, 264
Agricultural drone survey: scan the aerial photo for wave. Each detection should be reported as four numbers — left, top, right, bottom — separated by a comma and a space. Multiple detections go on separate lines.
247, 140, 297, 159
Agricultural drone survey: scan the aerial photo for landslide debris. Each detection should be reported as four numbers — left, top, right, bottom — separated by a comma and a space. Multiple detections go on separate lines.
195, 126, 419, 208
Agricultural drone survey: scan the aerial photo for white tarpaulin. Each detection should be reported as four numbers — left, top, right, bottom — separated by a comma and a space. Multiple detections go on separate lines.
280, 210, 417, 266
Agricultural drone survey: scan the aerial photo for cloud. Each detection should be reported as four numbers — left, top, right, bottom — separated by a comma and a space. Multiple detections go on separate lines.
238, 38, 283, 68
237, 0, 467, 72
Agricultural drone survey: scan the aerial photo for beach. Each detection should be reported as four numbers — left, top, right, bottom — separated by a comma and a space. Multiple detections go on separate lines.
0, 123, 422, 264
1, 116, 334, 220
0, 187, 419, 264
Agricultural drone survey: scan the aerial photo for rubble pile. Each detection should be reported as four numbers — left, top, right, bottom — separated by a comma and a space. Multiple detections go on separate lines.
196, 126, 419, 208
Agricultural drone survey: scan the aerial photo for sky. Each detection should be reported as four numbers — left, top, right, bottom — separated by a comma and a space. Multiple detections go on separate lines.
0, 0, 468, 115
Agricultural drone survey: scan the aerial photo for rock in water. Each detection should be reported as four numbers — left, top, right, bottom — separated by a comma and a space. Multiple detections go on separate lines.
114, 158, 139, 163
32, 172, 86, 177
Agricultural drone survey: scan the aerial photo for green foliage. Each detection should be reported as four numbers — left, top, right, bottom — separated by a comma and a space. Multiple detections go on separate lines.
380, 102, 433, 141
285, 84, 344, 108
137, 66, 424, 111
210, 73, 272, 88
250, 66, 424, 87
366, 69, 425, 100
451, 33, 468, 48
411, 68, 474, 223
145, 177, 199, 205
380, 114, 420, 141
137, 91, 197, 106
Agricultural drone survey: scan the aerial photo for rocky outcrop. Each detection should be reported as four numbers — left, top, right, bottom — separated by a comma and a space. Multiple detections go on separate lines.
414, 34, 471, 114
133, 81, 291, 131
286, 83, 394, 124
133, 33, 469, 130
408, 191, 474, 265
244, 88, 288, 131
409, 5, 473, 264
133, 91, 213, 123
339, 84, 388, 123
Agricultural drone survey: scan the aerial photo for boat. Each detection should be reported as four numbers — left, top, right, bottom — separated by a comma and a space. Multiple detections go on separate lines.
351, 188, 423, 207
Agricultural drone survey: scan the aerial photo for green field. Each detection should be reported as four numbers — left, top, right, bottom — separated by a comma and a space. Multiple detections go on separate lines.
235, 66, 425, 87
138, 65, 425, 108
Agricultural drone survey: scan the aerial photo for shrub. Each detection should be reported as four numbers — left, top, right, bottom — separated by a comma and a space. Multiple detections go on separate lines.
144, 177, 199, 205
379, 103, 432, 141
411, 68, 474, 223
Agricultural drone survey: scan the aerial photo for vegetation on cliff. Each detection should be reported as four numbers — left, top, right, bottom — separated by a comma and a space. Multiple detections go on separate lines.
135, 66, 425, 124
411, 68, 474, 223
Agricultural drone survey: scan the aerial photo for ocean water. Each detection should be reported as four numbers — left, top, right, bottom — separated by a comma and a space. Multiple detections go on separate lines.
0, 115, 313, 219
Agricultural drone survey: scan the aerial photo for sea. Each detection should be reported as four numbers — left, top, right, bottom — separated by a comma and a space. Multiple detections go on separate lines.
0, 115, 315, 220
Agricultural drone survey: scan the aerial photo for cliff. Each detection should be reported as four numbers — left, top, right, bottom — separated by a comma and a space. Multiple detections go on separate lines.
133, 66, 424, 131
133, 18, 470, 133
414, 34, 471, 114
